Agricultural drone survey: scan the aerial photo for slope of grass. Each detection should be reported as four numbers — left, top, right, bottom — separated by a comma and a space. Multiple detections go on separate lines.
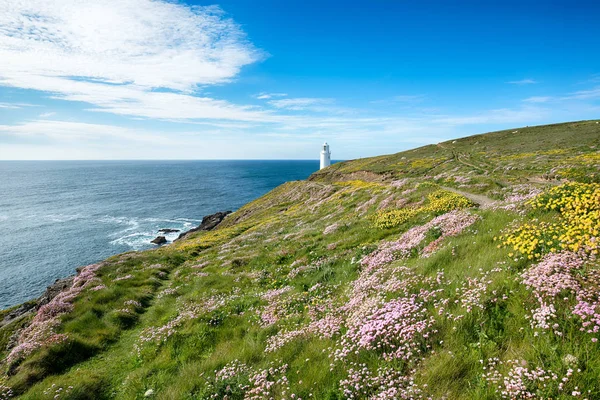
1, 120, 599, 400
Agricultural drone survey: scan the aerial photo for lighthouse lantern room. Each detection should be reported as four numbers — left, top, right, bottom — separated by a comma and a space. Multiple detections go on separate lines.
320, 142, 331, 170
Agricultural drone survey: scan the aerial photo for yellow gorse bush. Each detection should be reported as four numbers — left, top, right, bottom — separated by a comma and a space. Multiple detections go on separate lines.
373, 190, 473, 229
497, 182, 600, 259
423, 190, 474, 213
373, 208, 419, 229
176, 224, 251, 251
334, 180, 385, 190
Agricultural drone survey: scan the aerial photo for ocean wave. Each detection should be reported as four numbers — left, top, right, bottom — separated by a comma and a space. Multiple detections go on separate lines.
103, 215, 199, 250
109, 231, 156, 250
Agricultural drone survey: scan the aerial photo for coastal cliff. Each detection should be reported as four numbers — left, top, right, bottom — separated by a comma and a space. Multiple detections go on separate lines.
1, 120, 600, 399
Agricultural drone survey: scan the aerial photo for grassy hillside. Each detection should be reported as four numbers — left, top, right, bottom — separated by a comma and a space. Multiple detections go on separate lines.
1, 120, 600, 400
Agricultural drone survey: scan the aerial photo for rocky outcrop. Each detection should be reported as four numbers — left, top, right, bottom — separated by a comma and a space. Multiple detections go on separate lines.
37, 276, 74, 307
151, 236, 167, 245
0, 276, 74, 329
158, 228, 180, 233
0, 302, 35, 329
175, 211, 232, 241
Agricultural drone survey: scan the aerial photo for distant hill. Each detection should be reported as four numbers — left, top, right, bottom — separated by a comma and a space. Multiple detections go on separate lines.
1, 120, 599, 399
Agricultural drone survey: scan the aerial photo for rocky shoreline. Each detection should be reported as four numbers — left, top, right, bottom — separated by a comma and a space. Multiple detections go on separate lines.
174, 211, 231, 241
1, 210, 232, 329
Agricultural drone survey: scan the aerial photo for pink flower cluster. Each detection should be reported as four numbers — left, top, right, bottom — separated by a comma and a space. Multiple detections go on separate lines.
521, 251, 600, 340
572, 301, 600, 338
4, 263, 104, 366
203, 360, 300, 400
357, 197, 378, 215
116, 299, 143, 314
521, 252, 583, 298
390, 179, 410, 188
362, 210, 479, 271
503, 184, 543, 204
157, 287, 180, 299
453, 271, 494, 314
246, 363, 291, 400
258, 287, 298, 327
323, 222, 340, 235
0, 381, 13, 400
529, 301, 557, 332
215, 359, 250, 382
287, 260, 322, 279
191, 261, 209, 269
136, 295, 228, 356
261, 286, 292, 301
481, 358, 573, 399
113, 274, 133, 282
339, 364, 429, 400
336, 295, 436, 362
453, 175, 472, 184
43, 383, 74, 399
265, 315, 343, 352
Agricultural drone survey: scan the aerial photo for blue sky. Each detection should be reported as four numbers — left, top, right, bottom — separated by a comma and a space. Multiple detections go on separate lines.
0, 0, 599, 160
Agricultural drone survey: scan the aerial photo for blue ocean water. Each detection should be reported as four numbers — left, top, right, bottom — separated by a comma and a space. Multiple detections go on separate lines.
0, 160, 321, 309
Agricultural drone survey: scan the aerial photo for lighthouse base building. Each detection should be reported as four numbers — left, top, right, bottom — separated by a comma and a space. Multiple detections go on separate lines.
320, 142, 331, 170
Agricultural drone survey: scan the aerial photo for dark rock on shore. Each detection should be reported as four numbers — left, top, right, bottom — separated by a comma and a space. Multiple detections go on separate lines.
1, 276, 74, 329
158, 228, 180, 233
38, 276, 74, 307
175, 211, 232, 241
151, 236, 167, 245
0, 302, 36, 329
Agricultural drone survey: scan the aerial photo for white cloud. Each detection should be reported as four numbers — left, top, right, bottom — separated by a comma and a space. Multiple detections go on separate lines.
370, 95, 426, 105
432, 106, 549, 126
522, 96, 552, 103
268, 97, 335, 111
255, 92, 288, 100
0, 0, 266, 121
0, 119, 171, 144
563, 86, 600, 100
508, 79, 538, 85
0, 103, 21, 109
0, 102, 38, 109
39, 112, 56, 118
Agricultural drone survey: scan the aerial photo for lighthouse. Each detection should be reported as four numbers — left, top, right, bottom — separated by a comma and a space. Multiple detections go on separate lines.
320, 142, 331, 170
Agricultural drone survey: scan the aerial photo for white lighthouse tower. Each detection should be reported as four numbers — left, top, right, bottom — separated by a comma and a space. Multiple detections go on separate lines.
320, 142, 331, 170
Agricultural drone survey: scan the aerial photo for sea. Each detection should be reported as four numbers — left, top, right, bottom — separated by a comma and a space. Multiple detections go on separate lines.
0, 160, 323, 309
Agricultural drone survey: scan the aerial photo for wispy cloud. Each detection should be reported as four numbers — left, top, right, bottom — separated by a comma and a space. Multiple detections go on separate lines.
522, 96, 552, 103
268, 97, 334, 111
0, 102, 38, 109
255, 92, 288, 100
508, 79, 538, 85
432, 106, 549, 126
0, 0, 266, 121
0, 103, 21, 109
563, 86, 600, 100
39, 112, 57, 118
370, 95, 426, 105
0, 120, 169, 144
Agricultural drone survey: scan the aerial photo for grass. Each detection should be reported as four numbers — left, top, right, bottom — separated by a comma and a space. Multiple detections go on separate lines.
0, 120, 599, 399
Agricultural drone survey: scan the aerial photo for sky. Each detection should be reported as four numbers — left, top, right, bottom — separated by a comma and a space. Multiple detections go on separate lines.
0, 0, 599, 160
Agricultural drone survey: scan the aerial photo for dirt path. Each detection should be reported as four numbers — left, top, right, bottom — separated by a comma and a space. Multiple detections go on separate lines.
441, 186, 496, 207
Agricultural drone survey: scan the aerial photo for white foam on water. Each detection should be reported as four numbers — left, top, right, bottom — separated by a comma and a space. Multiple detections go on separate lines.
110, 231, 157, 250
105, 216, 200, 250
99, 216, 141, 237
